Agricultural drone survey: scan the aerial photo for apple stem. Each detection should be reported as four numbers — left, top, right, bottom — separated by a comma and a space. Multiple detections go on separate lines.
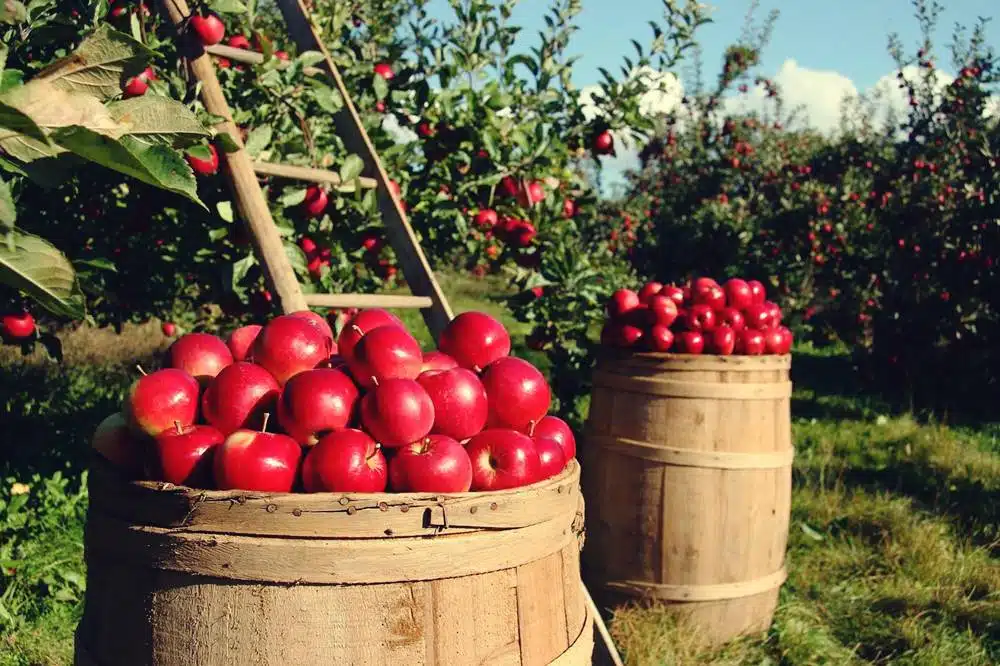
261, 412, 271, 433
527, 420, 536, 437
136, 364, 148, 376
174, 420, 182, 435
371, 376, 379, 388
351, 324, 364, 336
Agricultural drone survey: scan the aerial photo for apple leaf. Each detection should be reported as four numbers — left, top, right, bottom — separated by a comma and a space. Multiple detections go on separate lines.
284, 241, 308, 276
338, 154, 364, 183
53, 128, 204, 207
372, 74, 389, 100
0, 228, 85, 318
0, 0, 27, 24
244, 125, 272, 157
0, 175, 14, 230
0, 80, 122, 162
217, 131, 241, 153
34, 24, 154, 100
209, 0, 247, 13
187, 144, 212, 161
107, 96, 210, 147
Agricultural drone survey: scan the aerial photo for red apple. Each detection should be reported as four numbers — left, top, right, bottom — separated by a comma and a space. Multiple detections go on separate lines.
622, 303, 654, 328
723, 278, 754, 310
661, 285, 685, 307
602, 321, 644, 348
717, 307, 746, 331
708, 326, 736, 355
765, 326, 793, 355
647, 324, 674, 352
736, 328, 766, 355
743, 303, 776, 331
534, 436, 567, 480
226, 324, 262, 362
421, 350, 459, 373
124, 368, 200, 437
764, 301, 783, 327
338, 308, 405, 362
438, 311, 511, 372
747, 279, 766, 305
186, 144, 219, 176
638, 281, 664, 304
607, 289, 640, 319
213, 422, 301, 492
161, 322, 177, 337
593, 130, 615, 155
289, 310, 336, 348
682, 303, 717, 331
152, 423, 224, 487
528, 415, 576, 460
481, 357, 550, 431
388, 434, 473, 492
189, 12, 225, 46
277, 368, 359, 446
693, 282, 726, 311
167, 332, 233, 384
359, 378, 434, 447
347, 325, 423, 389
466, 429, 541, 490
201, 361, 280, 435
251, 314, 334, 386
674, 331, 705, 354
373, 62, 394, 80
417, 367, 488, 441
474, 209, 499, 229
226, 35, 251, 49
92, 412, 146, 475
303, 186, 328, 217
301, 428, 387, 492
1, 312, 34, 339
648, 294, 679, 327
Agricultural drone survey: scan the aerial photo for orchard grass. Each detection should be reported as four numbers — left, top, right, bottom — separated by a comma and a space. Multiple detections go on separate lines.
2, 280, 998, 665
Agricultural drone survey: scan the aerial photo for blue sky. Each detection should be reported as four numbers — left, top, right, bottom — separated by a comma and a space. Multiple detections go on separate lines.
422, 0, 999, 189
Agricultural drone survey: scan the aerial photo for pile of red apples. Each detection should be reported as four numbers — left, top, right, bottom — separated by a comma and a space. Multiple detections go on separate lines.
92, 310, 575, 494
601, 277, 794, 355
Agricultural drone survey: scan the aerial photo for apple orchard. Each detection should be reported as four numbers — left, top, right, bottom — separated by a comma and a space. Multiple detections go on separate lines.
2, 0, 999, 419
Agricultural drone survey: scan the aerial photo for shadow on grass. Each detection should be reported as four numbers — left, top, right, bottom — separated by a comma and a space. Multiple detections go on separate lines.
0, 361, 135, 481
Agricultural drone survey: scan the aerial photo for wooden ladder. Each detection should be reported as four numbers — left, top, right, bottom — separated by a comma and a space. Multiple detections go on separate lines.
158, 0, 453, 338
157, 2, 623, 663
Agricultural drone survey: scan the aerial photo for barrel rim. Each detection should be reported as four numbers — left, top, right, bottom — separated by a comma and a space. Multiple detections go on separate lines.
598, 351, 791, 370
100, 455, 579, 502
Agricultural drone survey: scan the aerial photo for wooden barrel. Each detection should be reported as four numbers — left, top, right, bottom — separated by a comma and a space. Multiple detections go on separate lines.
581, 352, 793, 645
76, 457, 592, 666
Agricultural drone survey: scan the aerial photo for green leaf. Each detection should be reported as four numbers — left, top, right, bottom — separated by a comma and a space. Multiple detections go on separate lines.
0, 80, 122, 162
0, 69, 22, 95
0, 0, 27, 24
372, 74, 389, 100
338, 154, 364, 183
34, 24, 154, 100
297, 51, 326, 67
216, 200, 234, 222
54, 128, 203, 206
0, 175, 14, 230
187, 144, 212, 161
280, 188, 307, 207
73, 257, 117, 272
107, 96, 210, 147
244, 125, 272, 157
217, 131, 240, 153
209, 0, 247, 13
284, 241, 307, 275
208, 227, 228, 241
0, 228, 84, 318
231, 253, 256, 291
309, 82, 342, 113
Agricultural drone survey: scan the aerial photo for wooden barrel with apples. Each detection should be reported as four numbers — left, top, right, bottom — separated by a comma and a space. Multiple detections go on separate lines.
75, 456, 593, 666
580, 351, 793, 645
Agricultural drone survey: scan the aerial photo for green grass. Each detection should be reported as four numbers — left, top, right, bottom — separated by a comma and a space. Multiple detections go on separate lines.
1, 276, 998, 665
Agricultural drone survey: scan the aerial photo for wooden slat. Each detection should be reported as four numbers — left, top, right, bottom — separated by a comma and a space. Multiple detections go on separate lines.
157, 0, 307, 313
273, 0, 454, 338
205, 43, 265, 64
253, 161, 378, 189
303, 293, 433, 309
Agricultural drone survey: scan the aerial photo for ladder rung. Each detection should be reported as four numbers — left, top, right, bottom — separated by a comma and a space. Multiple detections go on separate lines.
205, 44, 265, 64
252, 161, 378, 190
204, 45, 322, 75
303, 293, 434, 309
